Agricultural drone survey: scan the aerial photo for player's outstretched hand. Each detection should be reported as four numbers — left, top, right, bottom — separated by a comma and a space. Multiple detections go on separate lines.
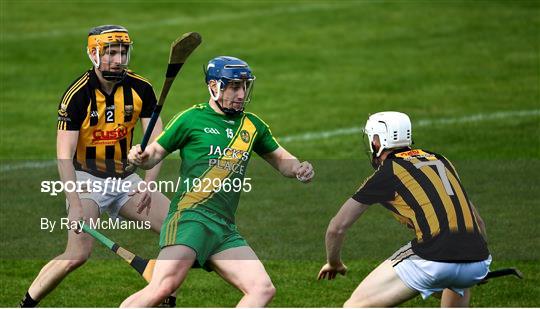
128, 184, 152, 216
317, 262, 347, 280
295, 161, 314, 183
128, 144, 149, 166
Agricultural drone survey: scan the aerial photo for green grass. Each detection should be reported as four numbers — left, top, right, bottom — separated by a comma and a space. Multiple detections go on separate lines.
1, 0, 539, 307
1, 260, 537, 307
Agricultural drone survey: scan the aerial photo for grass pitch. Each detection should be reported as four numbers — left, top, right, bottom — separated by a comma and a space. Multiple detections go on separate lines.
1, 0, 539, 307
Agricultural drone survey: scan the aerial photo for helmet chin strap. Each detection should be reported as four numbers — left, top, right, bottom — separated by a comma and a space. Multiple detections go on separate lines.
99, 58, 128, 82
215, 98, 243, 115
208, 82, 243, 115
370, 143, 381, 169
101, 70, 127, 82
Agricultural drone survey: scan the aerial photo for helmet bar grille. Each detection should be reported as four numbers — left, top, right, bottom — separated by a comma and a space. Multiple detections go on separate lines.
100, 28, 128, 34
224, 64, 247, 68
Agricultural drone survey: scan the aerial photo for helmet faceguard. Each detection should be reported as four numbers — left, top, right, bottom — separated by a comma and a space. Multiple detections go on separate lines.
204, 56, 255, 115
363, 111, 412, 167
87, 25, 132, 82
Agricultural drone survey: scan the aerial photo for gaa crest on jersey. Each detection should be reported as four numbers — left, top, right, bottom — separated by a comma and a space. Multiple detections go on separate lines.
240, 130, 250, 143
124, 105, 133, 117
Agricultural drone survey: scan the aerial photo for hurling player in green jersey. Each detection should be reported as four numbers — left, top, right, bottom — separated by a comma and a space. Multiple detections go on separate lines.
121, 56, 314, 307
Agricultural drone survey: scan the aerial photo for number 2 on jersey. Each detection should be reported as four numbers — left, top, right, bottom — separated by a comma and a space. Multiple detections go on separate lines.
106, 110, 114, 122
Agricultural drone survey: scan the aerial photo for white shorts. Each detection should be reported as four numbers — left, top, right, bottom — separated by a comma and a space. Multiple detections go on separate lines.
391, 242, 492, 299
65, 171, 143, 220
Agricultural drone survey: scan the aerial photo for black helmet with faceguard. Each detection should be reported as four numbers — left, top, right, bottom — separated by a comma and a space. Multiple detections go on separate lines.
87, 25, 132, 82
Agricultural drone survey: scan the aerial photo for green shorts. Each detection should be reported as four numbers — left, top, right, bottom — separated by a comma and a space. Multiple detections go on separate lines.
159, 207, 248, 271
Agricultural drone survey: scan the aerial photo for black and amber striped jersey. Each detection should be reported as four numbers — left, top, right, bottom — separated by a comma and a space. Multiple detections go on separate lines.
57, 69, 156, 178
352, 148, 489, 262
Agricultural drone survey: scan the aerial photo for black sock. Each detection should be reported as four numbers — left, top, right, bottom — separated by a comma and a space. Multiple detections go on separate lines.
19, 292, 39, 308
158, 296, 176, 308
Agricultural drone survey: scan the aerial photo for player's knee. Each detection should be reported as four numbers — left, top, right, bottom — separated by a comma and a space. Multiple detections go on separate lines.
246, 279, 276, 300
260, 281, 276, 300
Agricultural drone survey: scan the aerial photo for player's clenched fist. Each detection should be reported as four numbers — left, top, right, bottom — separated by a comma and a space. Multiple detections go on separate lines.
295, 161, 314, 183
128, 144, 149, 166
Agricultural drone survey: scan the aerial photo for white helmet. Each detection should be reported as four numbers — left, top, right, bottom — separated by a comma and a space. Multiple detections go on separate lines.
364, 111, 412, 157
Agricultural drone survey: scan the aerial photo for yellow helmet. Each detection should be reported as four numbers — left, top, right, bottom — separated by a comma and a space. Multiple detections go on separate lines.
87, 25, 132, 81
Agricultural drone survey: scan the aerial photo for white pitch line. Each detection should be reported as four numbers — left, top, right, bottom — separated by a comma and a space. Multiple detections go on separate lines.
0, 160, 57, 172
1, 109, 538, 172
279, 109, 540, 143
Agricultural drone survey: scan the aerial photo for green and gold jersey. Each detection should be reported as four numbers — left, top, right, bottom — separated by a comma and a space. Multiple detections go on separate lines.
352, 148, 489, 262
156, 102, 279, 222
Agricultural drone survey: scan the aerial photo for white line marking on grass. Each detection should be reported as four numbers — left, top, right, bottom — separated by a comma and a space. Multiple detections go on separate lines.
279, 109, 540, 143
1, 109, 538, 172
0, 161, 57, 172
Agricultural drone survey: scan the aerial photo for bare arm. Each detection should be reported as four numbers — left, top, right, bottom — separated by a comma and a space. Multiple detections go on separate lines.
261, 146, 314, 182
325, 198, 370, 265
140, 117, 164, 181
57, 130, 84, 225
318, 198, 369, 280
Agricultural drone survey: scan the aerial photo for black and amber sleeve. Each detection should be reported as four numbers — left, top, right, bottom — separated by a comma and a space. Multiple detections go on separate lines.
57, 88, 86, 131
140, 83, 157, 118
352, 161, 396, 205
